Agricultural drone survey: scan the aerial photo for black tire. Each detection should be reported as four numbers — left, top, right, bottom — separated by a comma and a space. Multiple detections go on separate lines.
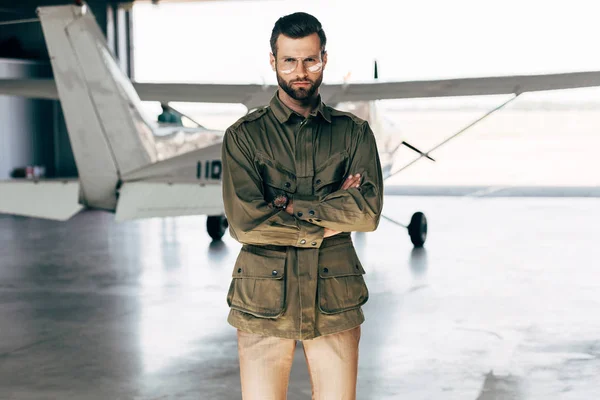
407, 211, 427, 247
207, 215, 228, 241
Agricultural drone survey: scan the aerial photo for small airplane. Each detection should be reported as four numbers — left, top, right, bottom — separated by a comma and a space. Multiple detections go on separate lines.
2, 2, 600, 247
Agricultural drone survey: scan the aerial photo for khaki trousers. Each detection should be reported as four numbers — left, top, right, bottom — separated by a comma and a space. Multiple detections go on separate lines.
236, 326, 361, 400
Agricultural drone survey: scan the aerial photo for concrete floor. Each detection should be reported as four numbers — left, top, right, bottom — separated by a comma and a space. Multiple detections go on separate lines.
0, 194, 599, 399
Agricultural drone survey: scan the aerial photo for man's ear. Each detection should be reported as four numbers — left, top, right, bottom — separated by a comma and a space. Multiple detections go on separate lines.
269, 52, 276, 71
322, 51, 328, 70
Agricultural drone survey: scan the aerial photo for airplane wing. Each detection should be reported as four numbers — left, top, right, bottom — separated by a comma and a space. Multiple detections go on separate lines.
0, 179, 83, 220
319, 71, 600, 104
134, 82, 272, 109
115, 182, 224, 221
0, 172, 225, 222
0, 151, 226, 223
135, 71, 600, 109
115, 141, 224, 221
2, 70, 600, 109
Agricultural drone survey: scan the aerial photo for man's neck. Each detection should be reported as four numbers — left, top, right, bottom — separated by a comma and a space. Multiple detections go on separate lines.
278, 88, 319, 118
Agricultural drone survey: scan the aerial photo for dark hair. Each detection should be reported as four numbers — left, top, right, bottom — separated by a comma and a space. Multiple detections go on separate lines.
270, 12, 326, 56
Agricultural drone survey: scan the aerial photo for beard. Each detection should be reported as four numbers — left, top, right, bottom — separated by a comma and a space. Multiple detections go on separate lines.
276, 71, 323, 103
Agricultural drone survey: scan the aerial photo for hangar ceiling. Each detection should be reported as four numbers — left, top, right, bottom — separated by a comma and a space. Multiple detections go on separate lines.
0, 0, 241, 64
0, 0, 134, 75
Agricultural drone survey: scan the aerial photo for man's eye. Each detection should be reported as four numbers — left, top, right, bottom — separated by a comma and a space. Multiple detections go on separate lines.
284, 58, 295, 62
305, 58, 316, 62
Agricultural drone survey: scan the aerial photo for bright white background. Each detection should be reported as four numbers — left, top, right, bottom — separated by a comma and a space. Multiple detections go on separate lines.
133, 0, 600, 84
132, 0, 600, 187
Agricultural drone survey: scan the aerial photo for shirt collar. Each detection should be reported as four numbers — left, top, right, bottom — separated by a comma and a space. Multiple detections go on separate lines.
270, 90, 332, 124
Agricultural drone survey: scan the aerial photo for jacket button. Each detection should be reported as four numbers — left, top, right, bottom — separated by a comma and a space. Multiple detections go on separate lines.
300, 239, 306, 244
272, 270, 278, 276
297, 212, 303, 217
285, 182, 291, 188
323, 267, 329, 273
315, 179, 322, 185
237, 268, 242, 273
311, 242, 317, 246
309, 210, 315, 216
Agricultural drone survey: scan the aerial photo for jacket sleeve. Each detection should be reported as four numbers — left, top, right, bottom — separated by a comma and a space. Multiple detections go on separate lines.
292, 121, 384, 232
221, 126, 325, 247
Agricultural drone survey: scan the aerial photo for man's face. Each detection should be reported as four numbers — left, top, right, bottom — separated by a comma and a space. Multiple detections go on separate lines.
270, 33, 327, 102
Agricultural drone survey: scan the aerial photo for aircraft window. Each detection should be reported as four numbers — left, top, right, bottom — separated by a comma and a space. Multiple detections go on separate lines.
181, 115, 199, 128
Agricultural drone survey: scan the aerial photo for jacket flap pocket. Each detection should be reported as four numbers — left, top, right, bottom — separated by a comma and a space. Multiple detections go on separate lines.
256, 152, 297, 193
232, 246, 286, 279
318, 243, 365, 278
227, 246, 287, 318
314, 151, 349, 191
317, 243, 368, 314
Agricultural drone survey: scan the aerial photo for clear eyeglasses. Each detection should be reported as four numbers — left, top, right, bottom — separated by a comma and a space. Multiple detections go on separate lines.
278, 56, 323, 74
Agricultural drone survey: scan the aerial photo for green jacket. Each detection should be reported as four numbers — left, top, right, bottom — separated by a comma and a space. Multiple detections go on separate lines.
222, 92, 384, 340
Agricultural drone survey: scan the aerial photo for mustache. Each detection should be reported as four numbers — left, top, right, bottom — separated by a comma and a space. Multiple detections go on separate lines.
290, 78, 313, 84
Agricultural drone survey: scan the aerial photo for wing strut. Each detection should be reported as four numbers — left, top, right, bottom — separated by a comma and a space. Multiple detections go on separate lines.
380, 94, 521, 246
385, 93, 521, 181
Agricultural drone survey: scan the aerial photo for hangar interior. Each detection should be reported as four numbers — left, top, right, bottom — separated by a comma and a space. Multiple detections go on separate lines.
2, 2, 600, 400
0, 0, 134, 179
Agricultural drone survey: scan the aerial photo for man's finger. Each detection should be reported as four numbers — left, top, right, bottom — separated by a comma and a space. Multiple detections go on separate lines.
324, 228, 342, 238
341, 175, 357, 190
353, 174, 362, 188
340, 173, 362, 190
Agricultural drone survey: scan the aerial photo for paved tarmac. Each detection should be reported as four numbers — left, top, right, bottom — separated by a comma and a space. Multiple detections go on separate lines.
0, 194, 599, 399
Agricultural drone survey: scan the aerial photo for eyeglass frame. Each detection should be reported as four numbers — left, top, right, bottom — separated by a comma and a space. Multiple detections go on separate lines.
271, 52, 327, 75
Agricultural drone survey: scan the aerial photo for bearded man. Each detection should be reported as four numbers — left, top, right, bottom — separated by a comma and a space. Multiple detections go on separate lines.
221, 11, 384, 400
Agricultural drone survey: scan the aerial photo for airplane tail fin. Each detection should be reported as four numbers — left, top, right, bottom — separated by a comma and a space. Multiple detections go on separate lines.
37, 3, 157, 210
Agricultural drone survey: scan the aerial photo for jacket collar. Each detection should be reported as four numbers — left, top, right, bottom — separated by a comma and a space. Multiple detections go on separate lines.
270, 90, 332, 124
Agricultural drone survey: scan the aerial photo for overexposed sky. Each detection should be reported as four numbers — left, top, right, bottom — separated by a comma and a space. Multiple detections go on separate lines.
133, 0, 600, 85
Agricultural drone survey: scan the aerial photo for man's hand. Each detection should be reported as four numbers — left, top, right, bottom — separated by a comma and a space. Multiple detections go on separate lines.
284, 174, 361, 235
285, 174, 361, 216
341, 174, 361, 190
324, 228, 340, 238
284, 199, 294, 215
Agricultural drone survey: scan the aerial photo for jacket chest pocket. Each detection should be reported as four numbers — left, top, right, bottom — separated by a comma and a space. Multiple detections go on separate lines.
227, 246, 287, 318
256, 152, 297, 200
317, 243, 369, 314
313, 151, 349, 195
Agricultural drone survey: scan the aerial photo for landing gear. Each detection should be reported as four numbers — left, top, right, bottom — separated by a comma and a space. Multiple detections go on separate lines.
381, 211, 428, 247
207, 215, 228, 241
407, 212, 427, 247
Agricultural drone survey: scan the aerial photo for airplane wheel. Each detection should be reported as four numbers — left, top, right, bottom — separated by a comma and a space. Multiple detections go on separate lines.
207, 215, 228, 241
408, 212, 427, 248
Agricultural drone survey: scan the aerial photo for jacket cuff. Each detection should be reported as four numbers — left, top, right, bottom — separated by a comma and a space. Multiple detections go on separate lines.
295, 220, 324, 248
292, 197, 321, 223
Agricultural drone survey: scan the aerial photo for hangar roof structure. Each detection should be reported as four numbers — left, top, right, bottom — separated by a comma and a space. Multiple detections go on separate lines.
0, 0, 240, 65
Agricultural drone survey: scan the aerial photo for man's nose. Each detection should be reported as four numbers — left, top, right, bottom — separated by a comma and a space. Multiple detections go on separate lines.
295, 61, 308, 78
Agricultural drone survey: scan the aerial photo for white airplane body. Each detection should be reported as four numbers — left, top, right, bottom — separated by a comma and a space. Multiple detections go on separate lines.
2, 2, 600, 245
1, 4, 228, 225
